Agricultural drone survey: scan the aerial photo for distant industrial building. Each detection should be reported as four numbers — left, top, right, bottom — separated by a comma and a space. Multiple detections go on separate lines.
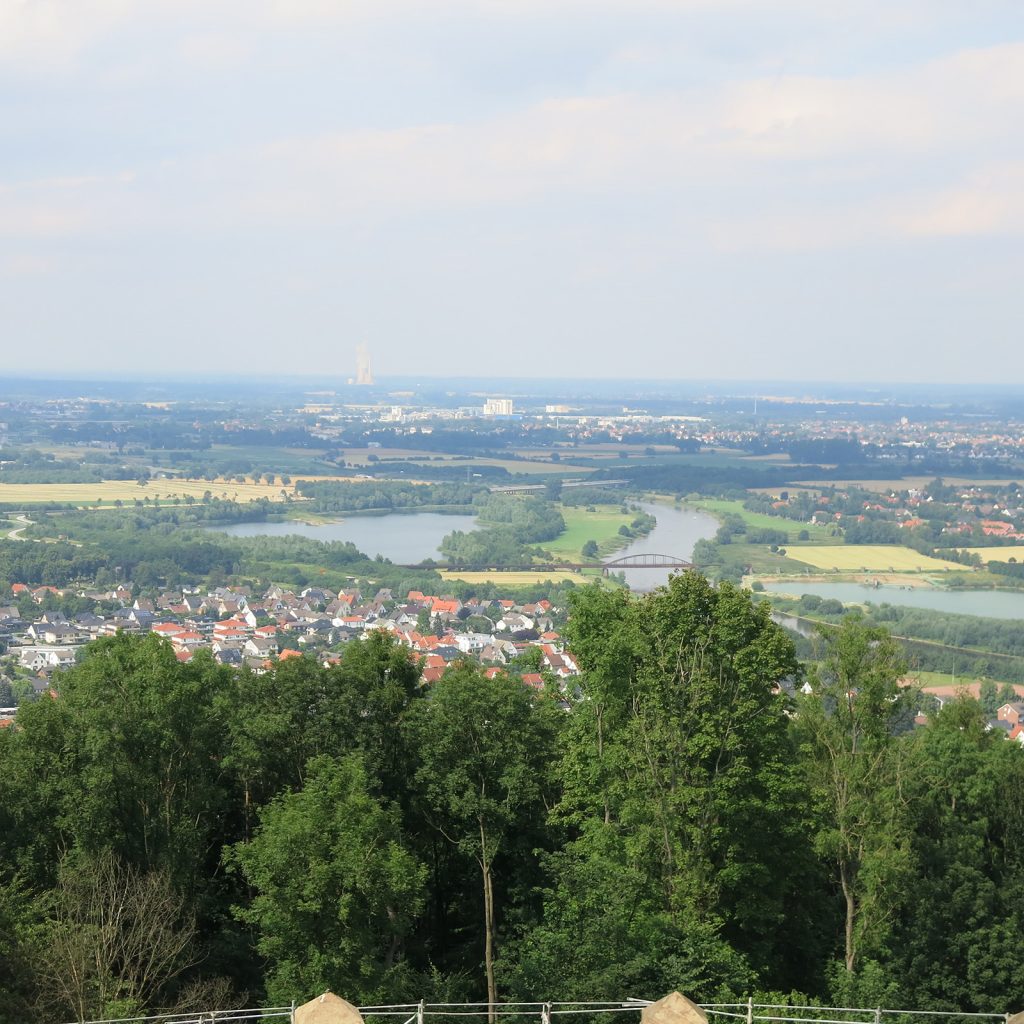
483, 398, 513, 417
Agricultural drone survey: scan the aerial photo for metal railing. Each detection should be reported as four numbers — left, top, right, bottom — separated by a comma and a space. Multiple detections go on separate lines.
61, 1009, 294, 1024
702, 1004, 1009, 1024
63, 998, 1016, 1024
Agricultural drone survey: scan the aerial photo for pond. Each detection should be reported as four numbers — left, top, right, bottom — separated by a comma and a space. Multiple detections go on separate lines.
762, 580, 1024, 622
209, 512, 478, 565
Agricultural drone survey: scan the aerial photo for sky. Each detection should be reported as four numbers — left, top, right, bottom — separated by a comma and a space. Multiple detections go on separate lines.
2, 0, 1024, 385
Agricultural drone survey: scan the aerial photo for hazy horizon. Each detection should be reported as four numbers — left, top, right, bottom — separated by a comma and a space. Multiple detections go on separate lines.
3, 2, 1024, 382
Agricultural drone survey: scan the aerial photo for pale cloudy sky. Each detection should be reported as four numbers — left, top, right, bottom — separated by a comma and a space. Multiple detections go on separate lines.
2, 0, 1024, 383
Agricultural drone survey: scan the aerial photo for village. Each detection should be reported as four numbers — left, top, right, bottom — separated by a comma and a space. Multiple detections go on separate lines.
0, 579, 579, 715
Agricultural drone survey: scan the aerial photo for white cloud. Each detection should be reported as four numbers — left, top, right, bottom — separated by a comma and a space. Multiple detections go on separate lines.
0, 0, 134, 72
898, 164, 1024, 237
3, 4, 1024, 255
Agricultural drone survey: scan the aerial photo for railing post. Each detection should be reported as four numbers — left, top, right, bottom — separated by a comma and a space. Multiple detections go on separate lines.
419, 1001, 426, 1024
746, 999, 753, 1024
291, 999, 297, 1024
874, 1009, 881, 1024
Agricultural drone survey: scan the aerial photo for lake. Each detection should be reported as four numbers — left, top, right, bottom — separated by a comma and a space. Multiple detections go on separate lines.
762, 580, 1024, 622
210, 512, 478, 565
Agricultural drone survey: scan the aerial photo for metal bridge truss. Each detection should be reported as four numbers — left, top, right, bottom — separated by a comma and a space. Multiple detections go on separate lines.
601, 553, 692, 569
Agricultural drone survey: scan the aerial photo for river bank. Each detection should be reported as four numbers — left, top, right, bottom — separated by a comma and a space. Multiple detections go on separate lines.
749, 571, 942, 591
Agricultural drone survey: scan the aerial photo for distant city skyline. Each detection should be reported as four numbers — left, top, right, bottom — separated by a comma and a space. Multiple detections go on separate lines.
3, 1, 1024, 383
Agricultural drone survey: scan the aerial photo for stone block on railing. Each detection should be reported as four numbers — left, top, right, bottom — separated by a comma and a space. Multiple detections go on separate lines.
295, 992, 365, 1024
641, 993, 708, 1024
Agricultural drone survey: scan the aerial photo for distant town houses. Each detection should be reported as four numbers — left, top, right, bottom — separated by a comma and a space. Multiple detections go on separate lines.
0, 580, 577, 693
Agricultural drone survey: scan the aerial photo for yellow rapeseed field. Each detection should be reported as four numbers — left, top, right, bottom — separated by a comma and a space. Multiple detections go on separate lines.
959, 546, 1024, 564
0, 479, 299, 506
790, 545, 964, 572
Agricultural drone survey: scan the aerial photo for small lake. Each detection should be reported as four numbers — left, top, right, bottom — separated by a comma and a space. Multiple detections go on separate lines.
763, 580, 1024, 622
616, 502, 719, 591
209, 512, 478, 564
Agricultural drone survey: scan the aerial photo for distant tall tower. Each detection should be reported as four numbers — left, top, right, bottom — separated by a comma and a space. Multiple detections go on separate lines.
355, 344, 374, 386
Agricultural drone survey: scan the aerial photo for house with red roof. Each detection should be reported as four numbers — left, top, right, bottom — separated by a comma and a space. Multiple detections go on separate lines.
152, 623, 184, 638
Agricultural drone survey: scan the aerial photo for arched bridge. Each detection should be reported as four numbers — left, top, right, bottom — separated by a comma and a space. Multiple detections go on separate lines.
602, 553, 692, 569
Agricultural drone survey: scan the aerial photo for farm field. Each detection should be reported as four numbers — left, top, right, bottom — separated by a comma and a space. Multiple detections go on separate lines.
788, 545, 965, 572
546, 505, 634, 560
437, 570, 583, 585
197, 444, 336, 474
693, 499, 835, 543
0, 478, 301, 506
336, 449, 593, 474
960, 546, 1024, 564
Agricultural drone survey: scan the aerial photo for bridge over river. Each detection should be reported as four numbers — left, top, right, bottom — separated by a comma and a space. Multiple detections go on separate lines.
396, 552, 693, 575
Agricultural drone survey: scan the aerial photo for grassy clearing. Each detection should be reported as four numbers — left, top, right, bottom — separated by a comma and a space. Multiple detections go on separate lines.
960, 546, 1024, 564
790, 545, 965, 572
731, 545, 817, 573
438, 570, 582, 585
546, 505, 634, 560
908, 670, 986, 690
692, 499, 835, 543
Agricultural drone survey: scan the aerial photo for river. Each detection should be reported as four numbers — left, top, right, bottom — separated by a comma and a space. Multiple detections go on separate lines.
762, 580, 1024, 622
615, 501, 719, 591
209, 512, 478, 565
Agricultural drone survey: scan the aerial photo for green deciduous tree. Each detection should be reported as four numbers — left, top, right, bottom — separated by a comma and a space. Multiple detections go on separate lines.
229, 753, 426, 1004
0, 635, 235, 892
407, 664, 559, 1020
979, 678, 999, 715
798, 619, 914, 981
518, 574, 819, 999
222, 630, 421, 836
883, 698, 1024, 1011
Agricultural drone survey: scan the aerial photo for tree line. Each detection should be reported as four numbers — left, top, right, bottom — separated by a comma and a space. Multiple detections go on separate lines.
439, 495, 565, 567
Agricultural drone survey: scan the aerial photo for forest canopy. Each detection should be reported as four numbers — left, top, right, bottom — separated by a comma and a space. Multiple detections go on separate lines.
0, 578, 1023, 1021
